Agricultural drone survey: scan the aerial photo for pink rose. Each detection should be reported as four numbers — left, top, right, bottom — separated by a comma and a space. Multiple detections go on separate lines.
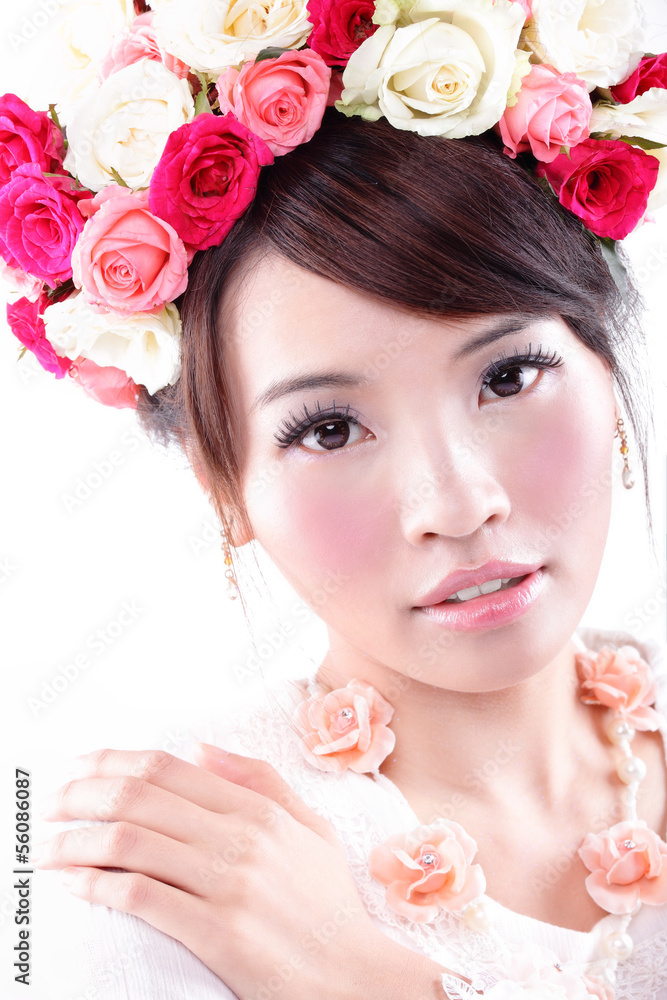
0, 164, 87, 284
368, 819, 486, 923
72, 185, 188, 313
293, 678, 395, 773
305, 0, 378, 67
7, 294, 71, 378
69, 358, 140, 409
148, 113, 274, 253
499, 64, 592, 163
0, 258, 44, 300
217, 50, 331, 157
98, 12, 190, 81
536, 139, 659, 240
578, 820, 667, 914
575, 644, 661, 731
0, 93, 64, 186
611, 53, 667, 104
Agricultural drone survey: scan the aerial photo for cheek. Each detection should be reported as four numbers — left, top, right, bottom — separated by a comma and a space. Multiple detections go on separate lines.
516, 389, 613, 550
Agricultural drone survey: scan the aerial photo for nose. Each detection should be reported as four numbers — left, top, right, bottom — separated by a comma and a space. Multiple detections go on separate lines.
397, 424, 511, 545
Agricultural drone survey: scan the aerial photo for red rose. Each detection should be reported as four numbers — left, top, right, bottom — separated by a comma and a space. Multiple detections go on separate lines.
611, 53, 667, 104
306, 0, 378, 67
536, 138, 659, 240
0, 164, 88, 284
148, 113, 274, 254
0, 93, 64, 186
7, 294, 71, 378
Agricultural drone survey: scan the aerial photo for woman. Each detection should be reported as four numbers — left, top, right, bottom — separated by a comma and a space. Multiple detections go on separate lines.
3, 1, 666, 996
29, 113, 667, 999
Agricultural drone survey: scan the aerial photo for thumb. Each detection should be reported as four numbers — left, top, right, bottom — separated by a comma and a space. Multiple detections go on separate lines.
193, 742, 339, 845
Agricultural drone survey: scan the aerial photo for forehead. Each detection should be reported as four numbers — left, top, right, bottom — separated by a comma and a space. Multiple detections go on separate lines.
220, 254, 575, 411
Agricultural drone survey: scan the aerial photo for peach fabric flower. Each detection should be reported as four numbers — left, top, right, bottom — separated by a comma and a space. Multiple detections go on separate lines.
578, 819, 667, 915
217, 49, 331, 156
369, 819, 486, 923
293, 678, 395, 773
498, 63, 592, 162
72, 185, 188, 314
575, 644, 661, 731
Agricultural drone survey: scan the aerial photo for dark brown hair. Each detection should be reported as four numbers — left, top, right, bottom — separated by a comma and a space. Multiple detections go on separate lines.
138, 109, 655, 568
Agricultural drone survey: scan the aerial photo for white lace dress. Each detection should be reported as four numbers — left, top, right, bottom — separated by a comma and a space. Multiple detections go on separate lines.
80, 625, 667, 999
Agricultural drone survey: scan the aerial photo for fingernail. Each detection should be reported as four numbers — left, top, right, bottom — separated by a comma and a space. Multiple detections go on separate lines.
197, 742, 231, 755
39, 793, 58, 819
64, 755, 88, 780
29, 842, 46, 865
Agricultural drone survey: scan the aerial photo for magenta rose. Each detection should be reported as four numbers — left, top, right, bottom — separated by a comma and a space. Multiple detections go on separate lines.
217, 50, 330, 156
7, 294, 72, 378
579, 820, 667, 914
499, 64, 592, 163
98, 12, 190, 81
536, 138, 659, 240
0, 93, 64, 186
72, 186, 188, 313
69, 358, 140, 410
611, 53, 667, 104
0, 164, 87, 284
149, 113, 274, 253
306, 0, 377, 67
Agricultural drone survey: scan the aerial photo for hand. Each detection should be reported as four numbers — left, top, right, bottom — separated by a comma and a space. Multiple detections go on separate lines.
33, 745, 467, 1000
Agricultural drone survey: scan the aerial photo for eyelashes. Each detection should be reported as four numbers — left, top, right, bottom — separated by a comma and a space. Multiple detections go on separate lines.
273, 342, 565, 451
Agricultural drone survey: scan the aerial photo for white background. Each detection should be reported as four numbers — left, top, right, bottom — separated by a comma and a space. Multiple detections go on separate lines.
0, 3, 666, 997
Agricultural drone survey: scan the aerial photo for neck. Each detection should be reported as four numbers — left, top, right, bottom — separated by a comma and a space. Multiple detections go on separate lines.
314, 633, 598, 821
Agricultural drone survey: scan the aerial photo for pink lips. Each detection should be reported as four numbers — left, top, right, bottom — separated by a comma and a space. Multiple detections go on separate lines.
415, 560, 544, 607
416, 567, 546, 631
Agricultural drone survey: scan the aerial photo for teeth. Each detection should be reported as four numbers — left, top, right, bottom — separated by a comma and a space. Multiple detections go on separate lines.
444, 576, 522, 604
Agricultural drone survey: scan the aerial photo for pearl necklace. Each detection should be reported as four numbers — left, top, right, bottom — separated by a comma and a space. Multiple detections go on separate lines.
295, 636, 667, 999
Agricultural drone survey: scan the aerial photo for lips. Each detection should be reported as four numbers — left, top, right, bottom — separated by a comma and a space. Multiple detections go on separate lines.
414, 560, 545, 608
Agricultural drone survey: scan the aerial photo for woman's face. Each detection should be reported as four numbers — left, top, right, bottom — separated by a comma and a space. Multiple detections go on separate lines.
223, 254, 618, 693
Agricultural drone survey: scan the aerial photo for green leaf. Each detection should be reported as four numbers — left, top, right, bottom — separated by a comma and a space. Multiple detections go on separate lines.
109, 166, 129, 188
195, 89, 213, 115
17, 346, 28, 361
48, 103, 62, 132
599, 239, 630, 306
255, 46, 289, 62
617, 135, 666, 152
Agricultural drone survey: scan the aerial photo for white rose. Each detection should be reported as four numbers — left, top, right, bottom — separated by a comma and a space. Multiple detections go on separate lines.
338, 0, 525, 138
590, 88, 667, 146
63, 58, 195, 191
646, 144, 667, 212
151, 0, 313, 74
530, 0, 646, 92
18, 0, 135, 120
43, 292, 182, 395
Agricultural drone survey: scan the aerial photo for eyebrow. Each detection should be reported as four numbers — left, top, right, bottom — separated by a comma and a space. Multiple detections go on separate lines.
252, 317, 534, 411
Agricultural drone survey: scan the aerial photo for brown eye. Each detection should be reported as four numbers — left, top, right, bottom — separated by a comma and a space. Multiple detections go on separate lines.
299, 418, 366, 453
481, 364, 540, 400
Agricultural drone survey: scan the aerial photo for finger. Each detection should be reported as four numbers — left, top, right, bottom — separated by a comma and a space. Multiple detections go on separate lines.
59, 866, 215, 948
66, 748, 273, 818
41, 775, 228, 847
33, 822, 205, 896
193, 743, 338, 844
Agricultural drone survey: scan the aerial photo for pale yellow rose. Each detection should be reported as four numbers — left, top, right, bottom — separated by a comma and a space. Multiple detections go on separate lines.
44, 292, 182, 395
338, 0, 524, 137
151, 0, 313, 74
63, 58, 195, 191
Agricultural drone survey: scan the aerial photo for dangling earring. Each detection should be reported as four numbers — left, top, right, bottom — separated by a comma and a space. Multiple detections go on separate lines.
615, 416, 635, 490
220, 527, 239, 600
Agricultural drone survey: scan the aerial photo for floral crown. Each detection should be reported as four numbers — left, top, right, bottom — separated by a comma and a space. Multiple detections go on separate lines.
2, 0, 665, 409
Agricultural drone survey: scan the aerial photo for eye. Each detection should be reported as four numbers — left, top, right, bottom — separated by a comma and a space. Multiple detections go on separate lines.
480, 345, 564, 402
274, 402, 369, 452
